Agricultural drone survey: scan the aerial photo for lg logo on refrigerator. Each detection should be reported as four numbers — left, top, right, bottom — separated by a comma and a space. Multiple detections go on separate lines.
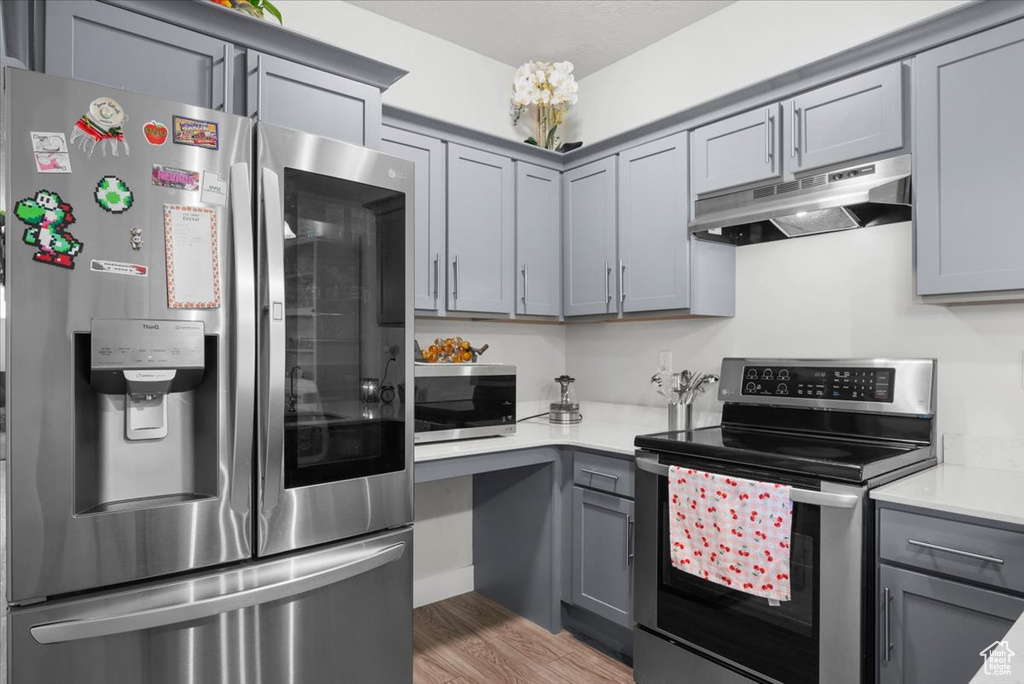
387, 168, 406, 180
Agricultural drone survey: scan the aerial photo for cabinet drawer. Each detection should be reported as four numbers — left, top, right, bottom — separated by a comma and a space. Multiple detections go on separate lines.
574, 452, 634, 498
879, 508, 1024, 594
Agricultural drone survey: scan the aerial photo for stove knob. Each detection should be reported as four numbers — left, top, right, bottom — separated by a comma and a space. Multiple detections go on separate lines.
776, 383, 789, 395
747, 369, 758, 379
778, 369, 790, 380
745, 382, 757, 392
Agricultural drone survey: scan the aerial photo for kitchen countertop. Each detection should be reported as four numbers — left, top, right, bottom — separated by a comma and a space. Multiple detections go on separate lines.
414, 401, 717, 464
871, 463, 1024, 527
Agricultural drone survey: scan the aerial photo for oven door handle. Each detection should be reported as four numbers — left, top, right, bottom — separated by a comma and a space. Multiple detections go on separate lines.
635, 453, 859, 509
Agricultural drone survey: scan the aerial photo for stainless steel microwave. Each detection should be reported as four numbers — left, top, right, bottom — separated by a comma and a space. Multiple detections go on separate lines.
413, 364, 516, 443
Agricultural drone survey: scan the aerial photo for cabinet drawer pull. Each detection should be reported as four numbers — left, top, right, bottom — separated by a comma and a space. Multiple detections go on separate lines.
627, 516, 635, 566
452, 255, 459, 302
433, 254, 440, 304
580, 468, 619, 482
907, 539, 1005, 565
521, 263, 528, 307
620, 258, 626, 303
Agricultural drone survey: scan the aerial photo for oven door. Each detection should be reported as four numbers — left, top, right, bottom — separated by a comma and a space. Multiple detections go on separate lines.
635, 451, 868, 684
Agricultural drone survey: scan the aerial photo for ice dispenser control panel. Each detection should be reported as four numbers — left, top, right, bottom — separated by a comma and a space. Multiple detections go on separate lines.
740, 365, 895, 403
90, 319, 205, 394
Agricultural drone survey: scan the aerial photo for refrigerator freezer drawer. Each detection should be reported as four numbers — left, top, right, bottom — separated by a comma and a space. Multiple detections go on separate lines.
9, 527, 412, 684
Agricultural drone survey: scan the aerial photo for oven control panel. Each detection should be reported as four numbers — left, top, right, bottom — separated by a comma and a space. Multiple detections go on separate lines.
740, 365, 895, 403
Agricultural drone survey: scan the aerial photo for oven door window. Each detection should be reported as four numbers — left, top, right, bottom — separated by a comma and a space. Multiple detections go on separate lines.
658, 481, 820, 684
282, 167, 405, 488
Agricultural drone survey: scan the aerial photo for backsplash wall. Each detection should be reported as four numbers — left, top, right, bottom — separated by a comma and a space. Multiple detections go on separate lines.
565, 222, 1024, 444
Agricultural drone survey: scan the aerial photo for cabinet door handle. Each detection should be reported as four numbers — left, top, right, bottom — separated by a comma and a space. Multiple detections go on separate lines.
452, 255, 459, 302
620, 258, 626, 303
433, 254, 439, 304
605, 262, 612, 304
521, 263, 528, 307
627, 515, 635, 566
907, 539, 1005, 565
256, 54, 263, 119
579, 468, 618, 482
791, 102, 799, 158
883, 587, 892, 662
764, 107, 771, 163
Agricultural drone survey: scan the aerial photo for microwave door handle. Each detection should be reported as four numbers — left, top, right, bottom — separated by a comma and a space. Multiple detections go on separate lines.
229, 161, 256, 516
635, 454, 858, 509
260, 166, 286, 514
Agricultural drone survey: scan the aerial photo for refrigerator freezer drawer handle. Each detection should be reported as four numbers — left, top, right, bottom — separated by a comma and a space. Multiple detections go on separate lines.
635, 454, 858, 508
230, 161, 256, 515
30, 541, 406, 645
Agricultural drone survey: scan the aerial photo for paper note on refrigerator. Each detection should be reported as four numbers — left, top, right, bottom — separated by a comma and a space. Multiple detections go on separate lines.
163, 205, 221, 309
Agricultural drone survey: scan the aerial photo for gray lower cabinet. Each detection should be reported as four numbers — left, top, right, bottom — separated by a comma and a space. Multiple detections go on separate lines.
783, 62, 904, 174
562, 157, 618, 316
381, 126, 446, 313
691, 104, 781, 196
515, 162, 562, 317
618, 132, 691, 313
44, 0, 232, 110
914, 19, 1024, 296
878, 565, 1024, 684
446, 143, 515, 314
247, 51, 382, 147
572, 486, 634, 628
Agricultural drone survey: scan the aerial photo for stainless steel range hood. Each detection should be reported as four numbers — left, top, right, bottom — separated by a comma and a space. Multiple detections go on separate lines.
690, 154, 912, 245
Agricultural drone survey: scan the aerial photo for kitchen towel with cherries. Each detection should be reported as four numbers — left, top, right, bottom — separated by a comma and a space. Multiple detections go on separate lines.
668, 466, 793, 602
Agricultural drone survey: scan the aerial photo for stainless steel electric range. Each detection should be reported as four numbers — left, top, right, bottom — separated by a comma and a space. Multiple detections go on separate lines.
632, 358, 937, 684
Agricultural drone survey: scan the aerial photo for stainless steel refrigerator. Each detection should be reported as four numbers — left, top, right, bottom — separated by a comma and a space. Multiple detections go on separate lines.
2, 69, 414, 683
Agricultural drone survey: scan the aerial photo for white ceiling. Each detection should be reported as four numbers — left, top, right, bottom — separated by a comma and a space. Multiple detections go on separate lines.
346, 1, 737, 78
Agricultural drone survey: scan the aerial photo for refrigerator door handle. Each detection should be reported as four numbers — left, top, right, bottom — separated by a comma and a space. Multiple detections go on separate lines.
29, 541, 406, 645
260, 166, 286, 514
229, 162, 255, 515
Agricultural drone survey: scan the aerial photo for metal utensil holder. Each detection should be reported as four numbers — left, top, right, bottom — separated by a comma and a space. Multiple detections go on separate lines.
668, 402, 693, 432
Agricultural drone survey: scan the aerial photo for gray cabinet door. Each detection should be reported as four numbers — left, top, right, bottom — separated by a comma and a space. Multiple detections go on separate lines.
563, 158, 617, 316
914, 20, 1024, 295
572, 486, 633, 628
247, 51, 382, 148
618, 132, 690, 312
45, 1, 232, 110
783, 62, 904, 173
515, 162, 561, 317
446, 143, 515, 314
878, 565, 1024, 684
381, 127, 446, 313
691, 105, 781, 195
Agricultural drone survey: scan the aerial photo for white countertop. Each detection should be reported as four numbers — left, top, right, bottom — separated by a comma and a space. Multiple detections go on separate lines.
871, 464, 1024, 527
414, 401, 715, 464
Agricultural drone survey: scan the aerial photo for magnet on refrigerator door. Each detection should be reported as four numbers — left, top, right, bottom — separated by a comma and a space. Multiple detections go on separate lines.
152, 164, 200, 191
34, 153, 72, 174
90, 259, 147, 277
172, 115, 219, 150
30, 132, 69, 153
94, 175, 134, 214
200, 170, 228, 207
143, 120, 169, 146
14, 190, 83, 270
69, 97, 129, 157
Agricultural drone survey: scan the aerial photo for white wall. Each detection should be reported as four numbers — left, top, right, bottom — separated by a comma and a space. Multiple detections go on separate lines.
572, 0, 968, 142
274, 1, 520, 141
566, 223, 1024, 445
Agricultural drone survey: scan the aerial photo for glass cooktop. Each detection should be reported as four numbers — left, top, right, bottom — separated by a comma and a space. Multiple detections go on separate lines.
634, 426, 932, 483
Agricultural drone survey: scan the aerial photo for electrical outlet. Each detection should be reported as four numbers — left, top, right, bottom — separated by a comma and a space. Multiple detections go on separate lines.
658, 350, 672, 374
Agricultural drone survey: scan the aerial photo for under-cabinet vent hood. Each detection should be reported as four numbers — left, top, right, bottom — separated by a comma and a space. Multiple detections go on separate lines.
690, 154, 912, 246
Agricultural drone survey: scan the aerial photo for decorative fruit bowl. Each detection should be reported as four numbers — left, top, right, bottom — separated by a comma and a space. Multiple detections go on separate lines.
416, 337, 490, 363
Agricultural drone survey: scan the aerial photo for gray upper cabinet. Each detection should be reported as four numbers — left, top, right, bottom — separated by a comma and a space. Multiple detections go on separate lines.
571, 486, 633, 628
914, 19, 1024, 296
446, 143, 515, 314
783, 62, 904, 173
381, 127, 446, 313
44, 1, 232, 110
878, 564, 1024, 684
563, 158, 618, 316
618, 133, 690, 313
247, 51, 382, 148
515, 162, 562, 317
691, 104, 781, 195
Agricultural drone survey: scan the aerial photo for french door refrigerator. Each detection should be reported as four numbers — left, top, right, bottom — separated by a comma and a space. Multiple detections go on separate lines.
3, 69, 414, 683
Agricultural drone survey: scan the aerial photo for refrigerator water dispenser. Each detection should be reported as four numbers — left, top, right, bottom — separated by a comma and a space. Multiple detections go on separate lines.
73, 319, 217, 514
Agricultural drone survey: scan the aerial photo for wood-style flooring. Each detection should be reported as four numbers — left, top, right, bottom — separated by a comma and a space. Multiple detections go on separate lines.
413, 592, 633, 684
